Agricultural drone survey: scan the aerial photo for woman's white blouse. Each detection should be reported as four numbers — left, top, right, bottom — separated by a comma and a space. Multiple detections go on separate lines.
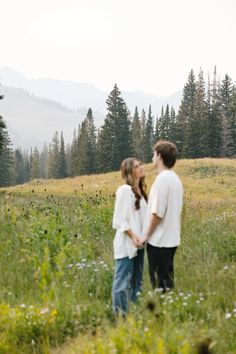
112, 184, 147, 259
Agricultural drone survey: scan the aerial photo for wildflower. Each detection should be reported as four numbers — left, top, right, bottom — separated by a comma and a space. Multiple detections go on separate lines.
183, 302, 187, 306
40, 307, 49, 315
224, 265, 229, 270
154, 287, 164, 293
19, 304, 26, 308
225, 313, 232, 319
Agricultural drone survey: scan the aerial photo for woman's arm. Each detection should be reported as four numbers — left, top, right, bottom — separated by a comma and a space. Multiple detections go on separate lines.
125, 229, 141, 248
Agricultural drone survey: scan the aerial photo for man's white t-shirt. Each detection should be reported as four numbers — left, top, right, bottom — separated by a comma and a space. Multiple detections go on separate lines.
144, 169, 183, 247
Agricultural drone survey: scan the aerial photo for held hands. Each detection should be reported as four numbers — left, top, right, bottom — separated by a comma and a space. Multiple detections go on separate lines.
131, 234, 147, 248
138, 235, 148, 247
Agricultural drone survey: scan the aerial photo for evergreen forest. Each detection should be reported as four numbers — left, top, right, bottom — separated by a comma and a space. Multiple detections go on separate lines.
0, 68, 236, 187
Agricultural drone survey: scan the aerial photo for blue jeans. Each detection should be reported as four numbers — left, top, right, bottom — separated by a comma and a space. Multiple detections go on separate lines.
112, 249, 144, 315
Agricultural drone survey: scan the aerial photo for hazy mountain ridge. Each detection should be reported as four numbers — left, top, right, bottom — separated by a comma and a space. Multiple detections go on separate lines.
0, 86, 104, 149
0, 67, 182, 149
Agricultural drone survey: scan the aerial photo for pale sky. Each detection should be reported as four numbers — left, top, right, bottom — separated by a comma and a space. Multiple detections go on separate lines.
0, 0, 236, 96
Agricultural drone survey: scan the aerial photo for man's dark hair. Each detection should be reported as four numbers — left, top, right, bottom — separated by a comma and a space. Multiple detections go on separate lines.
153, 140, 178, 168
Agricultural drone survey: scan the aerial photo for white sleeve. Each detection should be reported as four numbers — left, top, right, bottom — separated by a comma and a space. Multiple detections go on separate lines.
112, 186, 132, 232
150, 179, 168, 218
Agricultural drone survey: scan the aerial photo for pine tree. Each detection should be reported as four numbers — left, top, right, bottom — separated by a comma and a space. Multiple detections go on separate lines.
65, 143, 72, 177
14, 148, 25, 185
0, 128, 14, 187
139, 108, 146, 162
58, 132, 67, 178
23, 150, 30, 182
176, 69, 197, 158
98, 84, 131, 172
47, 131, 60, 178
219, 74, 234, 157
158, 106, 165, 140
164, 104, 171, 140
77, 119, 89, 175
0, 89, 6, 153
154, 114, 160, 143
31, 147, 40, 179
39, 143, 48, 179
169, 107, 176, 143
208, 66, 222, 157
195, 69, 209, 157
143, 105, 154, 162
70, 129, 79, 177
131, 106, 142, 158
86, 108, 97, 174
0, 115, 5, 153
229, 87, 236, 157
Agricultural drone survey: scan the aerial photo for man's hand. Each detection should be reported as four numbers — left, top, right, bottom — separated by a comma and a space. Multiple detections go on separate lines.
138, 235, 148, 246
141, 214, 162, 246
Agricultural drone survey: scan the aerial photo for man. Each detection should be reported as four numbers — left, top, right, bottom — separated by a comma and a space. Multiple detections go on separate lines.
141, 140, 183, 291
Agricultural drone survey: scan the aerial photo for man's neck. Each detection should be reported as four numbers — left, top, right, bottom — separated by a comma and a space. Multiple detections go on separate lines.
157, 164, 170, 173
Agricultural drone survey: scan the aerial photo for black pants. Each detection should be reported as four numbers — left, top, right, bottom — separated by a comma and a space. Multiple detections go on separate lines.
147, 243, 177, 290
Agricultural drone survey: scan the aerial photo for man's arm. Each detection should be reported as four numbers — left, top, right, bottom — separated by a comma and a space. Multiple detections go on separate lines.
140, 213, 162, 245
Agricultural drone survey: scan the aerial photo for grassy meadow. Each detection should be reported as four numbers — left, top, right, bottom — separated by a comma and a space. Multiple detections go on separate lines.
0, 158, 235, 354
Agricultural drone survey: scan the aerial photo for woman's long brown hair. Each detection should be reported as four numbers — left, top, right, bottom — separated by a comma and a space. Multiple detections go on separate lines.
121, 157, 147, 209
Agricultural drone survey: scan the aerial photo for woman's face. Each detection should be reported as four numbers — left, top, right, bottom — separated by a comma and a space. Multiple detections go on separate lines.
133, 160, 145, 179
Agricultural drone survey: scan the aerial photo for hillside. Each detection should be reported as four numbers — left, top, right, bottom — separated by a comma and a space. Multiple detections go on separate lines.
0, 85, 104, 149
0, 158, 235, 354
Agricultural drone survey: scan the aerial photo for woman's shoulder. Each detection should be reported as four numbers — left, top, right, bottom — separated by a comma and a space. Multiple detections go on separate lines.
116, 184, 132, 196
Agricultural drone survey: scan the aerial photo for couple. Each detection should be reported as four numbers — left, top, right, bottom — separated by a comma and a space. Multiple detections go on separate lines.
112, 140, 183, 315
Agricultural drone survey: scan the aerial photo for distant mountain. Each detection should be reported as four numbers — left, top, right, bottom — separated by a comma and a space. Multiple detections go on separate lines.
0, 86, 104, 149
0, 67, 182, 113
0, 67, 182, 149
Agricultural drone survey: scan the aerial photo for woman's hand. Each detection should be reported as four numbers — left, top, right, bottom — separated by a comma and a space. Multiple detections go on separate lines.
131, 235, 141, 248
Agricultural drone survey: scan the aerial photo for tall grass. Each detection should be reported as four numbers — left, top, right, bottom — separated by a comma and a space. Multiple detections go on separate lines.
0, 158, 235, 353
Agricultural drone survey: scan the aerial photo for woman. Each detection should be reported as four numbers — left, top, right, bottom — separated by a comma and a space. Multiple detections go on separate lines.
112, 157, 147, 315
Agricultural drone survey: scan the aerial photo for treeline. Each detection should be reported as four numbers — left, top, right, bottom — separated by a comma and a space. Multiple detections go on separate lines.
0, 68, 236, 187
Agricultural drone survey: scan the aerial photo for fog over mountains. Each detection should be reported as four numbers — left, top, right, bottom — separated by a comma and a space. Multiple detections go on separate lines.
0, 67, 182, 149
